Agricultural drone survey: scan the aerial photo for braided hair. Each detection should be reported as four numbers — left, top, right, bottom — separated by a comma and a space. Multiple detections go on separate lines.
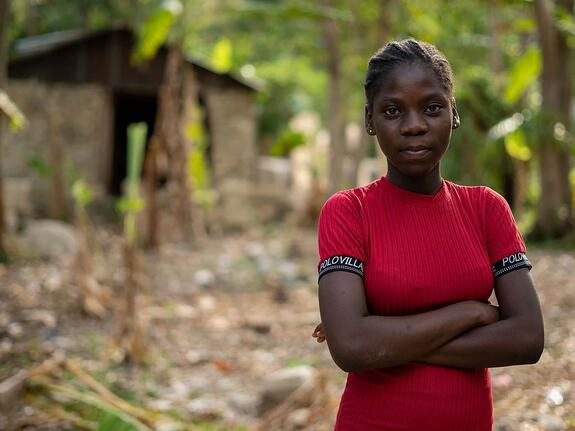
365, 39, 454, 110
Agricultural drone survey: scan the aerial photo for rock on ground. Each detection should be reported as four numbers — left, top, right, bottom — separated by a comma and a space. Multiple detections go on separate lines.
18, 220, 78, 260
258, 365, 318, 415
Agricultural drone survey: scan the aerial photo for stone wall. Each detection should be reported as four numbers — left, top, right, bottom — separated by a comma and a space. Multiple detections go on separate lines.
204, 86, 257, 184
1, 80, 110, 218
204, 84, 260, 229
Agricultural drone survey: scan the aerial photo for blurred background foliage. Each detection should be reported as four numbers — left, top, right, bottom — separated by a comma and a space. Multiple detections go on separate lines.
4, 0, 575, 239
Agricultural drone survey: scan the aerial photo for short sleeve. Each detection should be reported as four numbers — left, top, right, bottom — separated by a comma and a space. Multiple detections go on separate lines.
317, 191, 366, 281
483, 188, 532, 278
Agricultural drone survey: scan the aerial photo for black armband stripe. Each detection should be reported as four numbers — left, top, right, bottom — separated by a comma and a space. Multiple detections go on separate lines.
492, 252, 532, 278
318, 255, 364, 281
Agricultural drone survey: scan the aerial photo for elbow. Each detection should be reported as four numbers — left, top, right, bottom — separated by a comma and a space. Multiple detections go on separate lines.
333, 356, 358, 373
329, 340, 365, 373
525, 331, 544, 364
519, 325, 544, 364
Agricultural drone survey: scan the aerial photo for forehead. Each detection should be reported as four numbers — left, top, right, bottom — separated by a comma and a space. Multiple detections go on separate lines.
374, 62, 449, 101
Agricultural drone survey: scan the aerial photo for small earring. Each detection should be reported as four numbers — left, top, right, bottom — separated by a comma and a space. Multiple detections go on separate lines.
453, 118, 460, 129
368, 128, 375, 135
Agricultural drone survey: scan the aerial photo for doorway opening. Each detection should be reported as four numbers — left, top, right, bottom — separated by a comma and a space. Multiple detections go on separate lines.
110, 92, 158, 195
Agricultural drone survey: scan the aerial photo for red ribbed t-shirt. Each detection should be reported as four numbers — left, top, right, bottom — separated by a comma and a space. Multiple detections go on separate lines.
317, 176, 530, 431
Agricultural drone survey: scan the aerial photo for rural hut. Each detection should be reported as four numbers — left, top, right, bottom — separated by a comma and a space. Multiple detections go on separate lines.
2, 27, 260, 228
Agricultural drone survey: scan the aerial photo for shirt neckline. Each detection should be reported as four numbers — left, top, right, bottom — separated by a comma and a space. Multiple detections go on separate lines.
380, 175, 449, 207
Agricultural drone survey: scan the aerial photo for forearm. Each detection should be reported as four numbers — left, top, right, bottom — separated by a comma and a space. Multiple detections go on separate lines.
419, 317, 544, 368
325, 302, 487, 371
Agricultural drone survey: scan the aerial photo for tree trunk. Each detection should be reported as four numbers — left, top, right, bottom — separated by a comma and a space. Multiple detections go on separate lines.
0, 0, 10, 261
321, 0, 345, 196
113, 241, 145, 364
509, 33, 532, 214
376, 0, 390, 47
512, 158, 529, 214
532, 0, 573, 239
181, 65, 206, 240
159, 46, 194, 240
143, 135, 160, 249
490, 10, 530, 210
47, 95, 68, 220
343, 0, 390, 188
73, 203, 108, 319
489, 10, 504, 75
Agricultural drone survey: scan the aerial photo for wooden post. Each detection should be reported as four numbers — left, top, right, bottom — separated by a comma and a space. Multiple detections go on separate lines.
321, 1, 345, 196
532, 0, 574, 238
0, 0, 11, 261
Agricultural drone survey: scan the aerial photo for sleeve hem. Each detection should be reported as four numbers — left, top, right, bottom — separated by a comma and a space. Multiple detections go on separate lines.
318, 267, 364, 282
492, 252, 532, 278
318, 255, 365, 281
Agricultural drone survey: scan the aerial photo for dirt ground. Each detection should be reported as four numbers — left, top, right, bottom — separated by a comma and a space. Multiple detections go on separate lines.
0, 224, 574, 430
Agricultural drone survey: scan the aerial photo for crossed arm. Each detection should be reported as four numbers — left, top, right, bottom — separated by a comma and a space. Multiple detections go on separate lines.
316, 269, 544, 372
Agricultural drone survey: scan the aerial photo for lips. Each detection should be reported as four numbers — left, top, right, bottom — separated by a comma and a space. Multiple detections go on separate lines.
401, 145, 431, 153
400, 145, 432, 160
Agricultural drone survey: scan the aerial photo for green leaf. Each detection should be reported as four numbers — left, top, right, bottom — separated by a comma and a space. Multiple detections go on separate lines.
504, 129, 532, 161
556, 8, 575, 45
126, 123, 147, 187
504, 46, 541, 105
96, 413, 138, 431
26, 154, 52, 177
72, 179, 94, 206
269, 129, 306, 157
511, 17, 537, 33
406, 3, 441, 42
0, 90, 27, 132
116, 197, 145, 214
237, 1, 352, 21
132, 1, 183, 64
211, 38, 233, 73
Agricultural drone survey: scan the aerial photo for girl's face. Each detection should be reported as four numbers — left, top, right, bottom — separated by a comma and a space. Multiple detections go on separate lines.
366, 62, 458, 179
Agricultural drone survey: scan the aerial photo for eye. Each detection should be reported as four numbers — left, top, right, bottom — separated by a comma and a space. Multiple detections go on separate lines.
383, 106, 400, 116
425, 103, 444, 114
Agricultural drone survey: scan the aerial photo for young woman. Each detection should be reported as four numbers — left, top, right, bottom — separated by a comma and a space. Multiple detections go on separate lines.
314, 39, 544, 430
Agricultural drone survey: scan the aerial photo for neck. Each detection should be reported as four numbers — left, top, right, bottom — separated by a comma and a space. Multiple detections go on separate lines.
386, 164, 443, 195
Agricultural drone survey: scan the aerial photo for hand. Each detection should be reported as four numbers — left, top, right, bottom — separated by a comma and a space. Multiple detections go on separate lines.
479, 303, 500, 325
459, 300, 499, 326
312, 322, 326, 343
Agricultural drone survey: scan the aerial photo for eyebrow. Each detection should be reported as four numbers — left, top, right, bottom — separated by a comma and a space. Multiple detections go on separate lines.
378, 92, 448, 103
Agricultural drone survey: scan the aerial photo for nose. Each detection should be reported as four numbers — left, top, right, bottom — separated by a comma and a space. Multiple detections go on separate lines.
400, 111, 428, 136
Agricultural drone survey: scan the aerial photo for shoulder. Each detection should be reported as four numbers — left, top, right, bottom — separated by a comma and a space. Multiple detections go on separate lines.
444, 181, 505, 210
321, 178, 382, 215
481, 186, 509, 208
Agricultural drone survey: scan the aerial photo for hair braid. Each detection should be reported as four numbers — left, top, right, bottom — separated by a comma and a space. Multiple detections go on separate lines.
364, 39, 454, 109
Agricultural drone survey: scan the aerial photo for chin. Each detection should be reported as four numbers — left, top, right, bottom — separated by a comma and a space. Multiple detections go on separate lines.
398, 164, 437, 178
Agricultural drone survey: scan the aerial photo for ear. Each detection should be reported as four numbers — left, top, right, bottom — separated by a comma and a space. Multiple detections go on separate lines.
451, 98, 460, 130
365, 104, 376, 135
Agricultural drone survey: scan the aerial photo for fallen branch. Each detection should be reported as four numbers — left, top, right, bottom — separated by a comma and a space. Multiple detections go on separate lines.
29, 351, 66, 377
0, 352, 65, 416
29, 376, 154, 431
5, 354, 193, 430
0, 370, 28, 414
65, 359, 156, 424
43, 405, 97, 430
